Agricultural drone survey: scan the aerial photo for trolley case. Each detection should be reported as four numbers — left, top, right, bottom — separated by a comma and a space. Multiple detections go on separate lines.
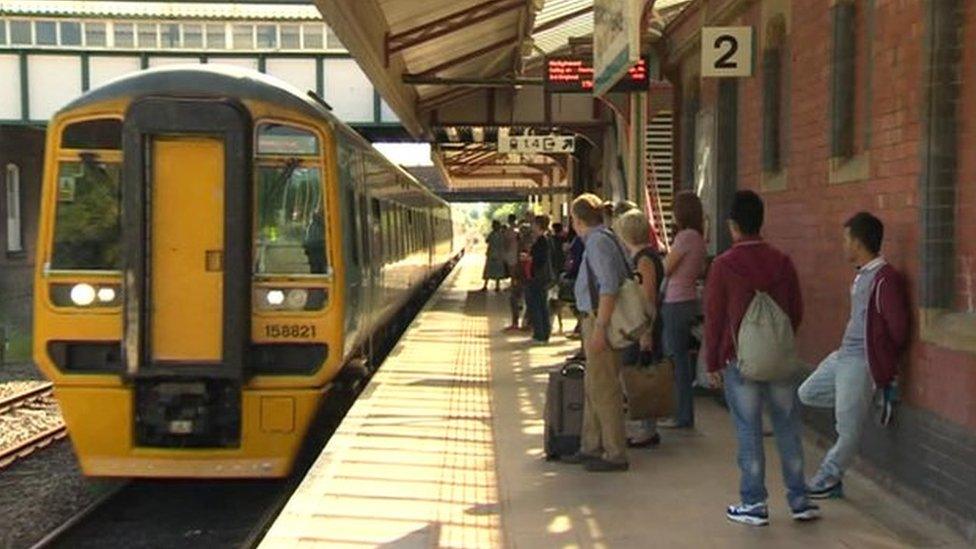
543, 359, 585, 460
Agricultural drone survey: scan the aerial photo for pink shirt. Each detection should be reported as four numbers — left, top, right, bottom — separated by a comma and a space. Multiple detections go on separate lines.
665, 229, 706, 303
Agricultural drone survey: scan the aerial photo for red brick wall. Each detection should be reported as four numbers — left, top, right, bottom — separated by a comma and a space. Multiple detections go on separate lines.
665, 0, 976, 431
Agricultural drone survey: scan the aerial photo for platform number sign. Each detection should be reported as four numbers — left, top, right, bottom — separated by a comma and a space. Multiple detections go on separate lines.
701, 27, 753, 77
498, 135, 575, 154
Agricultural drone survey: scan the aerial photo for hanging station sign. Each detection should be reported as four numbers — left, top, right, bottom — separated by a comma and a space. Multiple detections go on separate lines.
497, 135, 576, 154
593, 0, 643, 96
701, 27, 754, 77
545, 56, 650, 93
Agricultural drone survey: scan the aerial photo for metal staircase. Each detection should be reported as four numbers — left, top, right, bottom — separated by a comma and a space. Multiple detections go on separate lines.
645, 110, 675, 250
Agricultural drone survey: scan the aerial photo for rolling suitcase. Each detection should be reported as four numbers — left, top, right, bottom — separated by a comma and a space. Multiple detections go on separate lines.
543, 359, 585, 460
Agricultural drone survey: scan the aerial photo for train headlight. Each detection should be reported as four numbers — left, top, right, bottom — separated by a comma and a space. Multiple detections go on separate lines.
285, 289, 308, 310
266, 290, 285, 306
97, 287, 117, 303
70, 283, 96, 306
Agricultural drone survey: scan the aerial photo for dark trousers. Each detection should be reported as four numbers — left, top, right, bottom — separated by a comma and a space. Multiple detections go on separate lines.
524, 281, 551, 342
662, 300, 699, 426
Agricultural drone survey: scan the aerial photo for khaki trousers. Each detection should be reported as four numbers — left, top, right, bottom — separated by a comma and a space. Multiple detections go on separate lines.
580, 315, 628, 463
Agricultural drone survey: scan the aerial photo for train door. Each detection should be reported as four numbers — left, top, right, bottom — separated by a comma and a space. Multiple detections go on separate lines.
122, 98, 250, 448
151, 137, 224, 361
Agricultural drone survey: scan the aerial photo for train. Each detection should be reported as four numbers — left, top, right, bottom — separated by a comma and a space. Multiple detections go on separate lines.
32, 65, 458, 478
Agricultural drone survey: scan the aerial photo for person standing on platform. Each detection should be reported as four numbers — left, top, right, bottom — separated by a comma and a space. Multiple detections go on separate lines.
524, 214, 554, 344
799, 212, 910, 499
660, 191, 707, 429
704, 190, 820, 526
503, 214, 523, 332
480, 219, 508, 292
613, 209, 665, 448
563, 193, 630, 472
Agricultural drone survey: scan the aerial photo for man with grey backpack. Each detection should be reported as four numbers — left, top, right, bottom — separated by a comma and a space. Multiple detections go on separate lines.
703, 191, 821, 526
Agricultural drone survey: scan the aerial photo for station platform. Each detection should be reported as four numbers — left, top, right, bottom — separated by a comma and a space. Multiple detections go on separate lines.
259, 252, 967, 548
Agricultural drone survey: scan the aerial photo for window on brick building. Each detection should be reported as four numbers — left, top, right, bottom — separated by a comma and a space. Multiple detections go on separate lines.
114, 23, 134, 48
137, 23, 158, 48
161, 23, 180, 48
233, 24, 254, 50
60, 22, 81, 46
183, 24, 203, 49
830, 1, 856, 159
35, 21, 56, 45
10, 20, 31, 45
280, 24, 300, 49
762, 15, 786, 173
0, 19, 6, 45
85, 22, 106, 47
6, 164, 22, 254
302, 24, 323, 49
206, 24, 226, 49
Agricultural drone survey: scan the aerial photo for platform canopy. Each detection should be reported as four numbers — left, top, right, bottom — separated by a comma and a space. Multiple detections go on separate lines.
315, 0, 690, 195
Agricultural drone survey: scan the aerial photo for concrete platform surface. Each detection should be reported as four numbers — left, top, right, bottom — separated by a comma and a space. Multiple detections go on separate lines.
260, 252, 968, 548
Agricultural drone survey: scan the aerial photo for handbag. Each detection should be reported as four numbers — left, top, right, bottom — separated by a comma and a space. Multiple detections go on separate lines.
620, 357, 675, 420
584, 229, 654, 349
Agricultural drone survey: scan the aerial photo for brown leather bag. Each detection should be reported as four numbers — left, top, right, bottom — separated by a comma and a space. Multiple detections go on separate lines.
620, 357, 675, 420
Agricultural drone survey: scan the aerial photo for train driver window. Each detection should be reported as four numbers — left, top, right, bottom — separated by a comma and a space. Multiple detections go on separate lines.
50, 119, 124, 271
254, 124, 326, 275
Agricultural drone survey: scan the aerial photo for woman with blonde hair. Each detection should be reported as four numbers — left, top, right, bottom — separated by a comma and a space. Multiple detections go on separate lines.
613, 209, 665, 448
660, 191, 706, 429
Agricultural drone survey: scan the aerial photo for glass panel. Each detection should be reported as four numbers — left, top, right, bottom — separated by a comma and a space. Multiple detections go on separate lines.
326, 26, 343, 50
233, 24, 254, 50
257, 124, 319, 156
280, 24, 299, 49
114, 23, 134, 48
206, 24, 225, 49
254, 166, 326, 275
257, 24, 276, 49
60, 22, 81, 46
61, 119, 123, 150
137, 23, 158, 48
183, 24, 202, 48
85, 22, 106, 47
0, 20, 6, 44
6, 164, 22, 253
36, 21, 56, 45
302, 24, 322, 49
161, 23, 180, 48
50, 160, 121, 270
10, 20, 31, 45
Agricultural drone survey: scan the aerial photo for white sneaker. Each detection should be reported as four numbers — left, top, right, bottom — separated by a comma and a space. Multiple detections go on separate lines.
726, 502, 769, 527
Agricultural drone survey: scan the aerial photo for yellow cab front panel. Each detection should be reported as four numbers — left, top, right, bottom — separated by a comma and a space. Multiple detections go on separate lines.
32, 67, 346, 478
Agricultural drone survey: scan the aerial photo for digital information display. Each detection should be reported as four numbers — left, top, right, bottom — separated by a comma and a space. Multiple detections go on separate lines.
545, 56, 650, 94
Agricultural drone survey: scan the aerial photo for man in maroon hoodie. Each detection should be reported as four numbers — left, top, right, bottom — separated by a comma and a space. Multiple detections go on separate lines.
705, 191, 820, 526
799, 212, 910, 499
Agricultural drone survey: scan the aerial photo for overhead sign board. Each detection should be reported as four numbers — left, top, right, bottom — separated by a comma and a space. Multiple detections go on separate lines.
701, 27, 754, 77
497, 135, 575, 154
593, 0, 643, 96
546, 56, 650, 93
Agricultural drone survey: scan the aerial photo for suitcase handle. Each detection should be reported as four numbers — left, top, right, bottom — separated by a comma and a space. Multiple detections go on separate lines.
560, 360, 585, 377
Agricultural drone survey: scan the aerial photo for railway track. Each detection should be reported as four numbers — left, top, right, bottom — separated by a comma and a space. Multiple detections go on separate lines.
0, 382, 67, 469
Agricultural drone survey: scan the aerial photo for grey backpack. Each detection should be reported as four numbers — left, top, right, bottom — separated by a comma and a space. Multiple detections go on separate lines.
735, 291, 798, 381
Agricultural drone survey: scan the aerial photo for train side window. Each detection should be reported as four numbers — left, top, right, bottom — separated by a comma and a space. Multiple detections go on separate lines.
344, 186, 360, 267
256, 123, 319, 156
61, 119, 122, 150
371, 198, 383, 262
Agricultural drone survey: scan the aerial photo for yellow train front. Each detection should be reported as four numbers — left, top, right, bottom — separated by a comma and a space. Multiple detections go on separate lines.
33, 65, 455, 478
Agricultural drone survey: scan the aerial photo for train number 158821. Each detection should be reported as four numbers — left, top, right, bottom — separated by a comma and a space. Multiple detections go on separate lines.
264, 324, 317, 338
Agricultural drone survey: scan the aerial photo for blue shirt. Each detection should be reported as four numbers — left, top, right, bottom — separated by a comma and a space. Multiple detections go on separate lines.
573, 226, 630, 313
838, 257, 886, 359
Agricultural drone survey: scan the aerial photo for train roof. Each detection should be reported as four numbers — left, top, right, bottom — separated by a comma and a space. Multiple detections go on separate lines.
58, 65, 449, 208
60, 64, 330, 121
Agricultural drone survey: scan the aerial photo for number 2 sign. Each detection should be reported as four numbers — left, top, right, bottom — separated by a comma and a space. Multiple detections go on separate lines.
701, 27, 753, 78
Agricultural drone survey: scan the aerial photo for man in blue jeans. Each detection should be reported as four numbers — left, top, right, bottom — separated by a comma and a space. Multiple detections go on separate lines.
799, 212, 910, 499
704, 191, 820, 526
